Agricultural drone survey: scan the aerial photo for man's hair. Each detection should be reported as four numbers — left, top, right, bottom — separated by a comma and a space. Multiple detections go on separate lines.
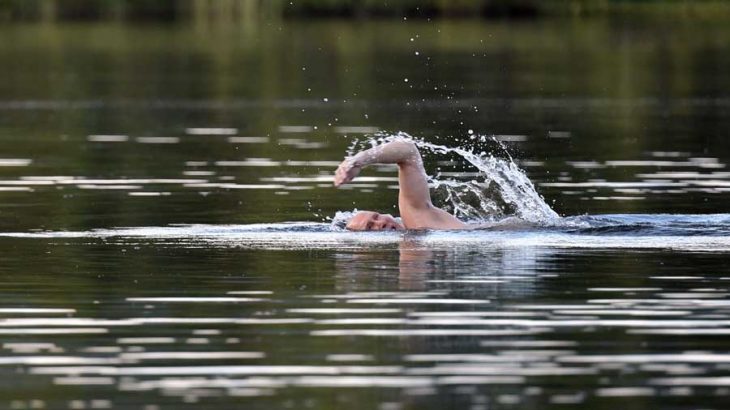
331, 210, 358, 230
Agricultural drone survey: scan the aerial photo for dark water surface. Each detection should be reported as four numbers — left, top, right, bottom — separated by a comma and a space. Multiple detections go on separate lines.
1, 18, 730, 409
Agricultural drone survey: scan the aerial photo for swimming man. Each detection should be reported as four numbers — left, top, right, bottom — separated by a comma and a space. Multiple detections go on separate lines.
334, 138, 467, 231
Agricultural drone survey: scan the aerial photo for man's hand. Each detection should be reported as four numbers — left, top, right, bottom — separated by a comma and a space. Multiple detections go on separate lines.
334, 157, 363, 187
332, 138, 466, 230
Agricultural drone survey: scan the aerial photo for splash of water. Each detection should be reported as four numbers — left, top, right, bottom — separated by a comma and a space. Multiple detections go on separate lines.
331, 210, 357, 230
347, 132, 560, 226
416, 138, 560, 224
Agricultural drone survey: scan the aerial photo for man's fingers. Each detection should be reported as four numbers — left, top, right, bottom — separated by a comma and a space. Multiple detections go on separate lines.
334, 158, 360, 188
335, 174, 346, 187
334, 163, 348, 187
335, 172, 350, 187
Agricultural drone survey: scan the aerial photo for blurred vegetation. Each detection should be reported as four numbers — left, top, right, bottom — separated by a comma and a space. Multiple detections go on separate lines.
2, 0, 730, 21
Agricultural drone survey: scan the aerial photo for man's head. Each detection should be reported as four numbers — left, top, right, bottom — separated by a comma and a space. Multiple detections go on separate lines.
346, 211, 405, 231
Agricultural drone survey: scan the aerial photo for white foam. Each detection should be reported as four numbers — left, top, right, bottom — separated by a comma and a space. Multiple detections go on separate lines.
409, 135, 560, 224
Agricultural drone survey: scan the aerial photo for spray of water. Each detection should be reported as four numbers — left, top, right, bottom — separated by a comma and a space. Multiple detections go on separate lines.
416, 138, 560, 225
342, 132, 560, 226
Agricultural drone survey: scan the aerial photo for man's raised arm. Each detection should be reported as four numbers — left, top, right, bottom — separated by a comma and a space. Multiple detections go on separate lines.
334, 139, 465, 230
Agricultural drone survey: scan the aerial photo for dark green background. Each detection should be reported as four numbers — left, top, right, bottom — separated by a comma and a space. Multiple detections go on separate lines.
1, 11, 729, 410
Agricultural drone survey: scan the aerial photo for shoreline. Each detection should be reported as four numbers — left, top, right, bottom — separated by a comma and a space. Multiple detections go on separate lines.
3, 1, 730, 22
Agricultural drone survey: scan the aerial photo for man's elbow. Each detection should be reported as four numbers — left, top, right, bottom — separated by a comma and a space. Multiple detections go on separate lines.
393, 140, 420, 165
398, 139, 418, 153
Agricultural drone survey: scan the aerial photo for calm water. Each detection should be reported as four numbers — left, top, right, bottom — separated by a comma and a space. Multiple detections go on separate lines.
1, 18, 730, 409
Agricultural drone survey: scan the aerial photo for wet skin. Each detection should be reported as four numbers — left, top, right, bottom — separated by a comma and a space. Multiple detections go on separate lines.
346, 211, 405, 231
335, 139, 466, 231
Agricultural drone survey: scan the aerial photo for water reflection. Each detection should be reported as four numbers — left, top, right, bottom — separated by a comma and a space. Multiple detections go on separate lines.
332, 234, 547, 295
1, 16, 730, 410
0, 238, 729, 408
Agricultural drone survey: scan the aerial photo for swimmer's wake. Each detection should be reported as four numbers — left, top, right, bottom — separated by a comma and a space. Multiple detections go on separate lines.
2, 215, 730, 252
1, 134, 729, 251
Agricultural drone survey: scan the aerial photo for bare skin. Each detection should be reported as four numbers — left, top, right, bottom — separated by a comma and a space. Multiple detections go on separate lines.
334, 139, 467, 231
344, 210, 404, 231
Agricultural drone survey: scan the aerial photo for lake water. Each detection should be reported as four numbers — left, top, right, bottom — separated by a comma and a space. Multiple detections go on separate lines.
1, 17, 730, 409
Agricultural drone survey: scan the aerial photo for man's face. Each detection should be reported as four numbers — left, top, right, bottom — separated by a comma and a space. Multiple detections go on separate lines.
346, 211, 405, 231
